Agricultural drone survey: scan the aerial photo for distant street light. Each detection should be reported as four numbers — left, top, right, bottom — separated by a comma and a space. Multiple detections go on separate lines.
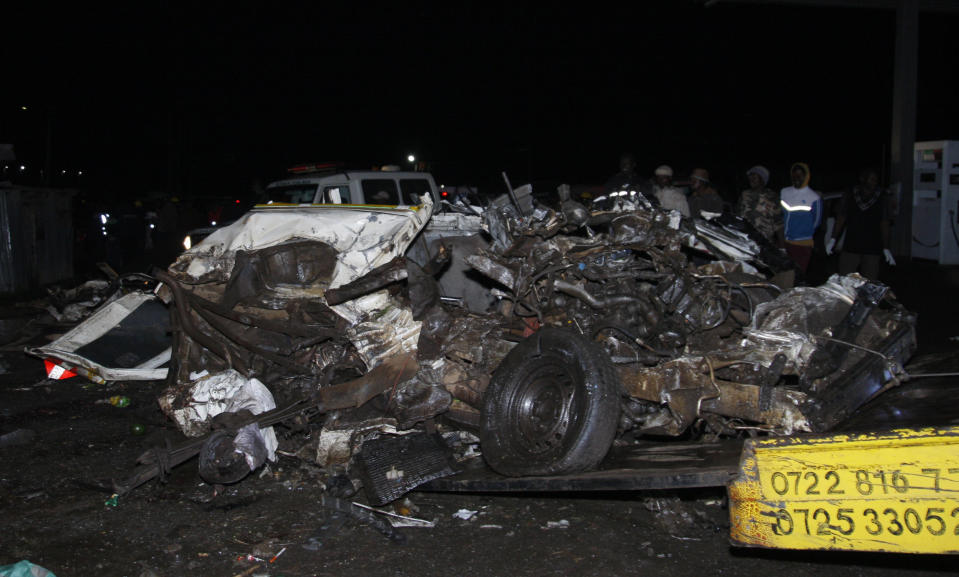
407, 154, 415, 163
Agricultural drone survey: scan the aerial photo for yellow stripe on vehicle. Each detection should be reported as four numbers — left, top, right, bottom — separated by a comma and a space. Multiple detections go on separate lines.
253, 203, 421, 211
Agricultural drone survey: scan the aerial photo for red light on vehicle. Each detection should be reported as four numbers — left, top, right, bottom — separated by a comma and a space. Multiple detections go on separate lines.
288, 162, 340, 174
441, 190, 448, 197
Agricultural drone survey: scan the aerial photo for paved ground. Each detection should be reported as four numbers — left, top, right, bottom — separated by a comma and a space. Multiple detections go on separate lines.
1, 259, 958, 576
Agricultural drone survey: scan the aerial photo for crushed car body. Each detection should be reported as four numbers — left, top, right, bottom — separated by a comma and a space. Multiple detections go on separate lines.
28, 184, 917, 501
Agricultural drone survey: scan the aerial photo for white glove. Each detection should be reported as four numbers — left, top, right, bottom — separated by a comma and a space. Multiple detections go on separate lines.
883, 248, 896, 266
825, 237, 836, 255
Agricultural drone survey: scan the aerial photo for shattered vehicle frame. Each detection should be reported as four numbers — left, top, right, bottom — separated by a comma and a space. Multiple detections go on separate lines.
31, 187, 917, 500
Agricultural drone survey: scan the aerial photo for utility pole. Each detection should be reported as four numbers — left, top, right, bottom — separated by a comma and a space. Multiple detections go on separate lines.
889, 0, 919, 258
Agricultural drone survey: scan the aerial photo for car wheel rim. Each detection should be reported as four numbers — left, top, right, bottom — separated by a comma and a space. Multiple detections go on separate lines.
511, 361, 577, 455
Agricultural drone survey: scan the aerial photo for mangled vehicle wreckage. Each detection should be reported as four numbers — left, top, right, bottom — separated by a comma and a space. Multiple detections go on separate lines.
32, 187, 916, 499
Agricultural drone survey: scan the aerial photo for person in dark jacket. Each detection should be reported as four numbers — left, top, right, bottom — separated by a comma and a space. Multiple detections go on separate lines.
687, 168, 723, 217
824, 167, 896, 280
604, 153, 644, 193
595, 152, 658, 210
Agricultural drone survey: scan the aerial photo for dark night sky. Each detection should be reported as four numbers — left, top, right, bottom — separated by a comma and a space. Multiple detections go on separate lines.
3, 1, 959, 200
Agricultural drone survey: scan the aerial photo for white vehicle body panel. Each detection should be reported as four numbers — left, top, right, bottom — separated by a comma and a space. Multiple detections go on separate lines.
177, 199, 433, 290
28, 292, 171, 383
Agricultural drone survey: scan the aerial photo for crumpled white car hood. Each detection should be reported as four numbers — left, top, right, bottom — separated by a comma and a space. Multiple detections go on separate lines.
174, 197, 434, 290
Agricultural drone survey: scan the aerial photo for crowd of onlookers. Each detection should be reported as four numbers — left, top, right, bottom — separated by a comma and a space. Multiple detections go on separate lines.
598, 153, 897, 286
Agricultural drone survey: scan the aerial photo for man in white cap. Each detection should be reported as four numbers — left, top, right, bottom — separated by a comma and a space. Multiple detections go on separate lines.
737, 165, 784, 247
650, 164, 690, 217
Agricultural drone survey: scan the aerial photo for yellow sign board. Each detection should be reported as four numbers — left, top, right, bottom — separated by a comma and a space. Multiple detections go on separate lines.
728, 427, 959, 554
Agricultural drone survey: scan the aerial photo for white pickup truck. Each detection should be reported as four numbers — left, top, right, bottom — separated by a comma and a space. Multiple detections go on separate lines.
264, 169, 441, 207
262, 168, 491, 311
182, 170, 444, 250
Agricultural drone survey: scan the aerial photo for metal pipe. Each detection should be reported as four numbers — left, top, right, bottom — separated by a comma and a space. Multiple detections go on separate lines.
553, 279, 641, 310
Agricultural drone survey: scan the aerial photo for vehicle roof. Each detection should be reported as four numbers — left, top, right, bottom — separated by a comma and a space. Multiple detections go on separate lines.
266, 171, 435, 187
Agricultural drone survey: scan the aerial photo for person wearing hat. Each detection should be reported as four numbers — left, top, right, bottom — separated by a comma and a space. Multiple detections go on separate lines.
779, 162, 822, 275
650, 165, 690, 217
737, 165, 784, 247
687, 168, 724, 218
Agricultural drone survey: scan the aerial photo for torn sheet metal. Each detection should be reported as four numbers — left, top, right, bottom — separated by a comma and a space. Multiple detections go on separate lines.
462, 181, 915, 450
690, 218, 761, 262
313, 421, 400, 467
159, 200, 434, 396
172, 201, 433, 290
43, 279, 114, 323
27, 292, 170, 383
614, 274, 913, 437
339, 290, 422, 368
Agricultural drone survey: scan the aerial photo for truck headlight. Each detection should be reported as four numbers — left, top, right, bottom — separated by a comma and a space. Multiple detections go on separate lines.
182, 235, 192, 251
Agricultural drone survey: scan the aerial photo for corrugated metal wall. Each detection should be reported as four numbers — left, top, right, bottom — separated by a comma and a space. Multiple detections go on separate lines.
0, 186, 75, 295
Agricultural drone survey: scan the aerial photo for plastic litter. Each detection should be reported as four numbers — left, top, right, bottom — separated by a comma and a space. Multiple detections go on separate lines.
268, 547, 287, 563
0, 429, 36, 448
161, 369, 278, 460
236, 555, 265, 563
0, 560, 56, 577
96, 395, 131, 408
452, 509, 477, 521
319, 494, 406, 543
351, 501, 436, 528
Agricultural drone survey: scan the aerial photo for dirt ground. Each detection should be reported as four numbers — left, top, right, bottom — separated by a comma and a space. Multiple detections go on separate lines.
2, 260, 959, 577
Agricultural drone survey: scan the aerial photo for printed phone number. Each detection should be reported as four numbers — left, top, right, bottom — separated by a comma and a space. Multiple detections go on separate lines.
767, 468, 959, 497
769, 506, 959, 537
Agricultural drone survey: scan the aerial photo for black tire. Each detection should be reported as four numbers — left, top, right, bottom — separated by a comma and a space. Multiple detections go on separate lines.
480, 327, 621, 476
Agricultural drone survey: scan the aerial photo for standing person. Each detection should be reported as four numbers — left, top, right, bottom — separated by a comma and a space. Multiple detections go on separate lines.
604, 153, 644, 194
737, 165, 784, 246
649, 165, 690, 217
687, 168, 723, 217
780, 162, 822, 275
155, 195, 180, 265
824, 168, 896, 280
595, 152, 658, 210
